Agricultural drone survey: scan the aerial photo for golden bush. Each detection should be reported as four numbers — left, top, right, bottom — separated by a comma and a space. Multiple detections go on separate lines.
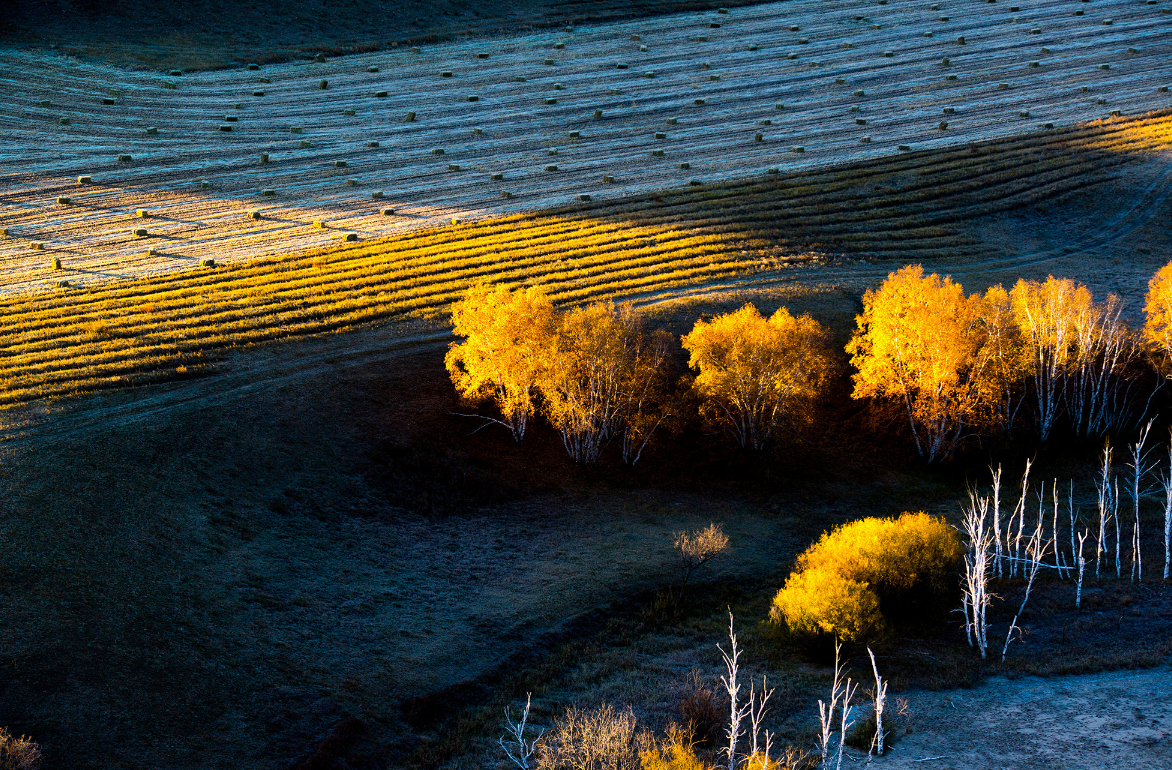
639, 743, 705, 770
772, 512, 961, 641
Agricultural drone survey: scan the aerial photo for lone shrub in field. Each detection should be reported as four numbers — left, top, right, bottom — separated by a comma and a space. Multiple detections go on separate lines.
674, 522, 730, 584
446, 284, 557, 442
0, 727, 42, 770
771, 512, 962, 641
682, 304, 834, 450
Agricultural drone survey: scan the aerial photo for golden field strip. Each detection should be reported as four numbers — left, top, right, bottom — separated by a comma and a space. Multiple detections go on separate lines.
1, 112, 1171, 408
1, 0, 1171, 292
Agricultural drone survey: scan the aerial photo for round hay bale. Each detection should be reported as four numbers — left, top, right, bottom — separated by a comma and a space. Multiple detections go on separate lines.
118, 154, 132, 162
343, 233, 358, 242
367, 141, 380, 148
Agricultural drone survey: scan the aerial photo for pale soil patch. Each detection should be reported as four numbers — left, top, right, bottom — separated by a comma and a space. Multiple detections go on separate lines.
881, 666, 1172, 769
2, 0, 1170, 293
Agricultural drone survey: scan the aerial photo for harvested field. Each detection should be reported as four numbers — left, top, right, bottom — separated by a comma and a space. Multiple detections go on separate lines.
2, 0, 1171, 293
3, 112, 1172, 408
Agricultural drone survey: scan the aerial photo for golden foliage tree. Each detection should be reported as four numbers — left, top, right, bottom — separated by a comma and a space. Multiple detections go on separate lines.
538, 301, 672, 464
771, 512, 962, 642
681, 304, 834, 451
445, 284, 557, 442
1144, 260, 1172, 373
847, 265, 991, 462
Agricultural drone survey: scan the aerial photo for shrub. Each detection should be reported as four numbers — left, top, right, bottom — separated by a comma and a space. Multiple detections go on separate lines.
0, 727, 42, 770
771, 512, 961, 641
674, 670, 723, 745
536, 703, 649, 770
639, 743, 704, 770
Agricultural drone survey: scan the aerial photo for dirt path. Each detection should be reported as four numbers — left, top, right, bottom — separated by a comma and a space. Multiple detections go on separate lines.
2, 0, 1169, 294
881, 666, 1172, 769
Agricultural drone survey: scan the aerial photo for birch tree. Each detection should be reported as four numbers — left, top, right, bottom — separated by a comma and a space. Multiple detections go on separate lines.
847, 265, 992, 462
1158, 433, 1172, 581
866, 647, 888, 757
1127, 420, 1156, 582
1095, 442, 1113, 578
684, 303, 834, 451
446, 284, 557, 441
960, 495, 995, 658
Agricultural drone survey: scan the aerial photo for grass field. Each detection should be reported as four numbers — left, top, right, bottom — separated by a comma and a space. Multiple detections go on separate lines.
2, 111, 1171, 408
3, 0, 1171, 292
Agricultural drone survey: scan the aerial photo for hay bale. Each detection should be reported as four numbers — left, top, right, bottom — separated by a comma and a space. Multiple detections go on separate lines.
343, 233, 358, 242
136, 209, 149, 218
262, 189, 276, 196
411, 47, 422, 53
710, 22, 721, 28
718, 6, 728, 12
1109, 110, 1122, 117
515, 76, 527, 82
336, 160, 348, 167
431, 148, 444, 156
406, 111, 417, 122
200, 180, 210, 188
247, 210, 261, 219
118, 154, 132, 161
616, 62, 629, 69
381, 207, 396, 215
59, 118, 71, 125
253, 91, 265, 97
697, 35, 709, 42
78, 175, 91, 184
477, 53, 490, 59
224, 115, 239, 122
1098, 64, 1110, 70
709, 74, 720, 81
594, 109, 604, 119
835, 77, 845, 85
941, 57, 951, 65
1043, 122, 1055, 129
133, 228, 149, 236
545, 97, 558, 105
314, 221, 326, 229
546, 164, 559, 171
164, 82, 177, 90
754, 133, 763, 142
347, 179, 359, 186
202, 259, 216, 267
694, 98, 706, 105
767, 167, 779, 173
630, 34, 641, 41
103, 97, 115, 105
791, 146, 804, 153
109, 89, 122, 97
651, 149, 665, 157
368, 141, 380, 147
554, 43, 565, 50
553, 83, 564, 91
578, 194, 591, 202
467, 95, 478, 102
319, 79, 329, 89
883, 51, 893, 58
344, 109, 356, 116
946, 74, 958, 81
1103, 18, 1113, 24
448, 164, 462, 171
998, 82, 1009, 89
30, 242, 43, 250
855, 118, 866, 125
1019, 110, 1030, 117
610, 88, 622, 95
689, 180, 703, 186
52, 257, 62, 269
315, 53, 326, 62
259, 77, 271, 84
248, 63, 260, 70
544, 59, 556, 66
368, 66, 381, 73
1159, 86, 1169, 93
898, 144, 911, 151
943, 107, 955, 114
372, 191, 384, 199
301, 140, 312, 148
38, 99, 51, 107
219, 124, 233, 132
860, 136, 871, 143
501, 191, 513, 199
775, 103, 785, 110
759, 119, 772, 125
939, 121, 949, 130
491, 173, 504, 180
291, 127, 303, 134
679, 162, 690, 169
798, 38, 808, 44
655, 132, 667, 139
547, 149, 558, 156
853, 90, 865, 97
603, 175, 616, 183
1029, 28, 1041, 34
1028, 61, 1040, 68
376, 91, 388, 98
147, 248, 159, 256
640, 45, 648, 52
170, 69, 183, 76
748, 45, 758, 51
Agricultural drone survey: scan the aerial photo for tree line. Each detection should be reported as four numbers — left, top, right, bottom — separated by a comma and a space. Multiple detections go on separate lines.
446, 260, 1172, 463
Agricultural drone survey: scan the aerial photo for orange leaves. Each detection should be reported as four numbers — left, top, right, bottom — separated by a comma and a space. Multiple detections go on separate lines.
1144, 261, 1172, 371
847, 265, 989, 461
772, 512, 961, 642
445, 283, 557, 442
682, 303, 834, 450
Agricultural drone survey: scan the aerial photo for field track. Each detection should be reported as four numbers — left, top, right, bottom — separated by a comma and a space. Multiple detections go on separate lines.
2, 0, 1171, 294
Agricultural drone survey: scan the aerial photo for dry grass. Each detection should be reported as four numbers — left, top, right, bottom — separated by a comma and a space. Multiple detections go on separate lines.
2, 113, 1171, 408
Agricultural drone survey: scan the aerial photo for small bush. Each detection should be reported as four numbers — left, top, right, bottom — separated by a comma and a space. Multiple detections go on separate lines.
771, 512, 961, 641
537, 703, 649, 770
674, 670, 723, 746
639, 742, 704, 770
0, 727, 42, 770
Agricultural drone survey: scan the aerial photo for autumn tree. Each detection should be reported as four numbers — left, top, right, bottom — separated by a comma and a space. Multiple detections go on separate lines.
681, 304, 834, 451
445, 284, 557, 442
847, 265, 991, 462
537, 301, 671, 464
1144, 260, 1172, 375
